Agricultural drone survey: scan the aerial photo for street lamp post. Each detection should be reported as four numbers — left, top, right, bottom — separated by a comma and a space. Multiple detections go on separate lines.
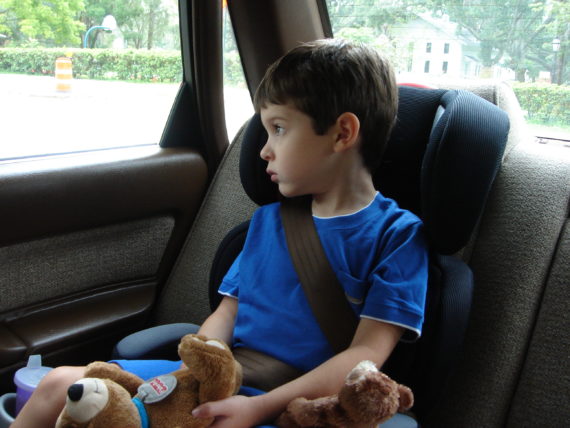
552, 38, 561, 84
83, 26, 112, 49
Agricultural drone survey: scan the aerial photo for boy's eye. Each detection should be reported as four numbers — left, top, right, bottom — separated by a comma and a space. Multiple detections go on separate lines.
274, 125, 284, 136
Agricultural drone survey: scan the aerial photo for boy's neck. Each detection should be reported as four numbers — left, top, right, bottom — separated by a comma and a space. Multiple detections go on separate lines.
310, 167, 376, 218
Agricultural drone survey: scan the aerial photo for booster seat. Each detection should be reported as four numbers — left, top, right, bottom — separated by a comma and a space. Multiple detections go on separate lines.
114, 85, 509, 424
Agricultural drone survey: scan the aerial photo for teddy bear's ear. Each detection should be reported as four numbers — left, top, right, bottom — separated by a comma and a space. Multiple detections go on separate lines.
398, 384, 414, 412
85, 361, 143, 396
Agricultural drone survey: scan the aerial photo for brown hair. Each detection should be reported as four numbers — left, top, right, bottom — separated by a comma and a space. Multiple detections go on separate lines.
254, 39, 398, 171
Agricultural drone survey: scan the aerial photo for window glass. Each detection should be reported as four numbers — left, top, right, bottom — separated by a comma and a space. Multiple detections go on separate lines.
222, 1, 254, 142
326, 0, 570, 142
0, 0, 182, 160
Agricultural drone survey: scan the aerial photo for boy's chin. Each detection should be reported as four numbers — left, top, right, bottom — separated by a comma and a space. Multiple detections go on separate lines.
277, 181, 315, 199
278, 186, 304, 199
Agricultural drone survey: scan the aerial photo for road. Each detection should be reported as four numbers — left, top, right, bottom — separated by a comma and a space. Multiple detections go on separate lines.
0, 74, 253, 160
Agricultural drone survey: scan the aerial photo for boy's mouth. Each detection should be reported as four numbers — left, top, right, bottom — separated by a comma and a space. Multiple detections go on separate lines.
266, 169, 278, 182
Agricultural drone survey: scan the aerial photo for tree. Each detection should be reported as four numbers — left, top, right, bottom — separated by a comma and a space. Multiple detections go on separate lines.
98, 0, 175, 49
545, 0, 570, 84
0, 0, 85, 46
326, 0, 421, 71
327, 0, 418, 37
423, 0, 567, 82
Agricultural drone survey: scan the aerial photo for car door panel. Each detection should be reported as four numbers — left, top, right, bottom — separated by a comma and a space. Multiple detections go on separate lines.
1, 146, 205, 243
0, 146, 208, 392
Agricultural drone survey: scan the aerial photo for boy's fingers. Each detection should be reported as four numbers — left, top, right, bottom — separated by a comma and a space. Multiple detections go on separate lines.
192, 395, 249, 421
192, 401, 223, 418
192, 404, 210, 418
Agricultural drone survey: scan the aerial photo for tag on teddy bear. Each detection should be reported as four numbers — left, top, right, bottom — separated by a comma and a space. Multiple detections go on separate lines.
136, 375, 178, 404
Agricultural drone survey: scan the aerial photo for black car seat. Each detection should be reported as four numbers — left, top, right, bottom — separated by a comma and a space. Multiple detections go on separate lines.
113, 85, 509, 424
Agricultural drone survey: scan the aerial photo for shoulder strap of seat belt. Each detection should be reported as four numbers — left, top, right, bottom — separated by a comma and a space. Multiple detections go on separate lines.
280, 195, 358, 354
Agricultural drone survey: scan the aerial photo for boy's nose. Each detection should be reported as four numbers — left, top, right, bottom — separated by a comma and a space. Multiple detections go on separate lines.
260, 141, 272, 160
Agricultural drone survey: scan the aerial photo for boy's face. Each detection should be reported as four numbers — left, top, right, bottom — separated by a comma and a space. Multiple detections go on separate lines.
259, 103, 338, 198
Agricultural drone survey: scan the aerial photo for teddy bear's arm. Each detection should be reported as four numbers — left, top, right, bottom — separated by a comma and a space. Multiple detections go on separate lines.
276, 396, 339, 428
397, 384, 414, 412
178, 334, 242, 403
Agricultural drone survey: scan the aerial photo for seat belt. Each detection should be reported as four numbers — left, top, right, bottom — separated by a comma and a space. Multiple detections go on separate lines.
280, 195, 358, 354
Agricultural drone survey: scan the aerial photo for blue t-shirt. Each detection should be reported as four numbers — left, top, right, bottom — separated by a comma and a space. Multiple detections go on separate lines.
219, 192, 428, 373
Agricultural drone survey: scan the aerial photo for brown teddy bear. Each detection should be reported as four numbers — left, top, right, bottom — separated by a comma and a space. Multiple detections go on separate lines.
276, 360, 414, 428
55, 334, 242, 428
55, 335, 411, 428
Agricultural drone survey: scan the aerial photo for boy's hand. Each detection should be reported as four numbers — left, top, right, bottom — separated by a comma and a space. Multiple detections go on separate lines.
192, 395, 264, 428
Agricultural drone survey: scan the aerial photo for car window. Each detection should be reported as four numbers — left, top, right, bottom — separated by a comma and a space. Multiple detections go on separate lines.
325, 0, 570, 144
0, 0, 182, 160
223, 1, 254, 142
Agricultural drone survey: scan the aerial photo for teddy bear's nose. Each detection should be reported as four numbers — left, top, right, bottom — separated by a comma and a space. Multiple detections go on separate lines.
68, 384, 84, 402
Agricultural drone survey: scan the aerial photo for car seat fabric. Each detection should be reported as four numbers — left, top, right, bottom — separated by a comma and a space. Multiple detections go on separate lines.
507, 219, 570, 426
379, 87, 509, 254
433, 139, 570, 427
153, 122, 258, 325
239, 115, 280, 206
208, 220, 250, 312
413, 81, 570, 427
382, 252, 474, 420
375, 87, 447, 217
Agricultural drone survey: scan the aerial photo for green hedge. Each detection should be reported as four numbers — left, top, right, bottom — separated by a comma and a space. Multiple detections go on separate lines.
0, 47, 247, 86
224, 49, 246, 87
512, 82, 570, 126
0, 48, 182, 82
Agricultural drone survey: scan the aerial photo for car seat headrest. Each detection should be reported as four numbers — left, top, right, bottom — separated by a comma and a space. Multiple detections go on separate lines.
239, 113, 280, 206
239, 86, 509, 254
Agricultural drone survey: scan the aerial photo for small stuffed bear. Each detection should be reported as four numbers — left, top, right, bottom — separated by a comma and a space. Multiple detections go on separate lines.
55, 334, 242, 428
276, 360, 414, 428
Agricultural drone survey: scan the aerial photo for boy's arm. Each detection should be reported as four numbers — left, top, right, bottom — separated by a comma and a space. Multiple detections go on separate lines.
180, 296, 237, 370
197, 296, 238, 345
192, 317, 403, 427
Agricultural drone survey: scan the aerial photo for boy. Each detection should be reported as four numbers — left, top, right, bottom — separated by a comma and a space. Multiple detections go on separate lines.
12, 39, 427, 428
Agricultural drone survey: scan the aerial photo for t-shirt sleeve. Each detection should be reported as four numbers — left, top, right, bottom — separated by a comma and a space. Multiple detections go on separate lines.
217, 251, 242, 299
361, 220, 428, 341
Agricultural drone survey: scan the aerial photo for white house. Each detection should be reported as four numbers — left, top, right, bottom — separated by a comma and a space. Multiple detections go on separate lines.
390, 13, 514, 81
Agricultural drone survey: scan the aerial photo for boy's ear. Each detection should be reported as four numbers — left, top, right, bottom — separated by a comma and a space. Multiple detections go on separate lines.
333, 112, 360, 152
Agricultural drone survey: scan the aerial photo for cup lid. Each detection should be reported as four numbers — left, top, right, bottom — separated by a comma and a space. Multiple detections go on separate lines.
13, 355, 52, 389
